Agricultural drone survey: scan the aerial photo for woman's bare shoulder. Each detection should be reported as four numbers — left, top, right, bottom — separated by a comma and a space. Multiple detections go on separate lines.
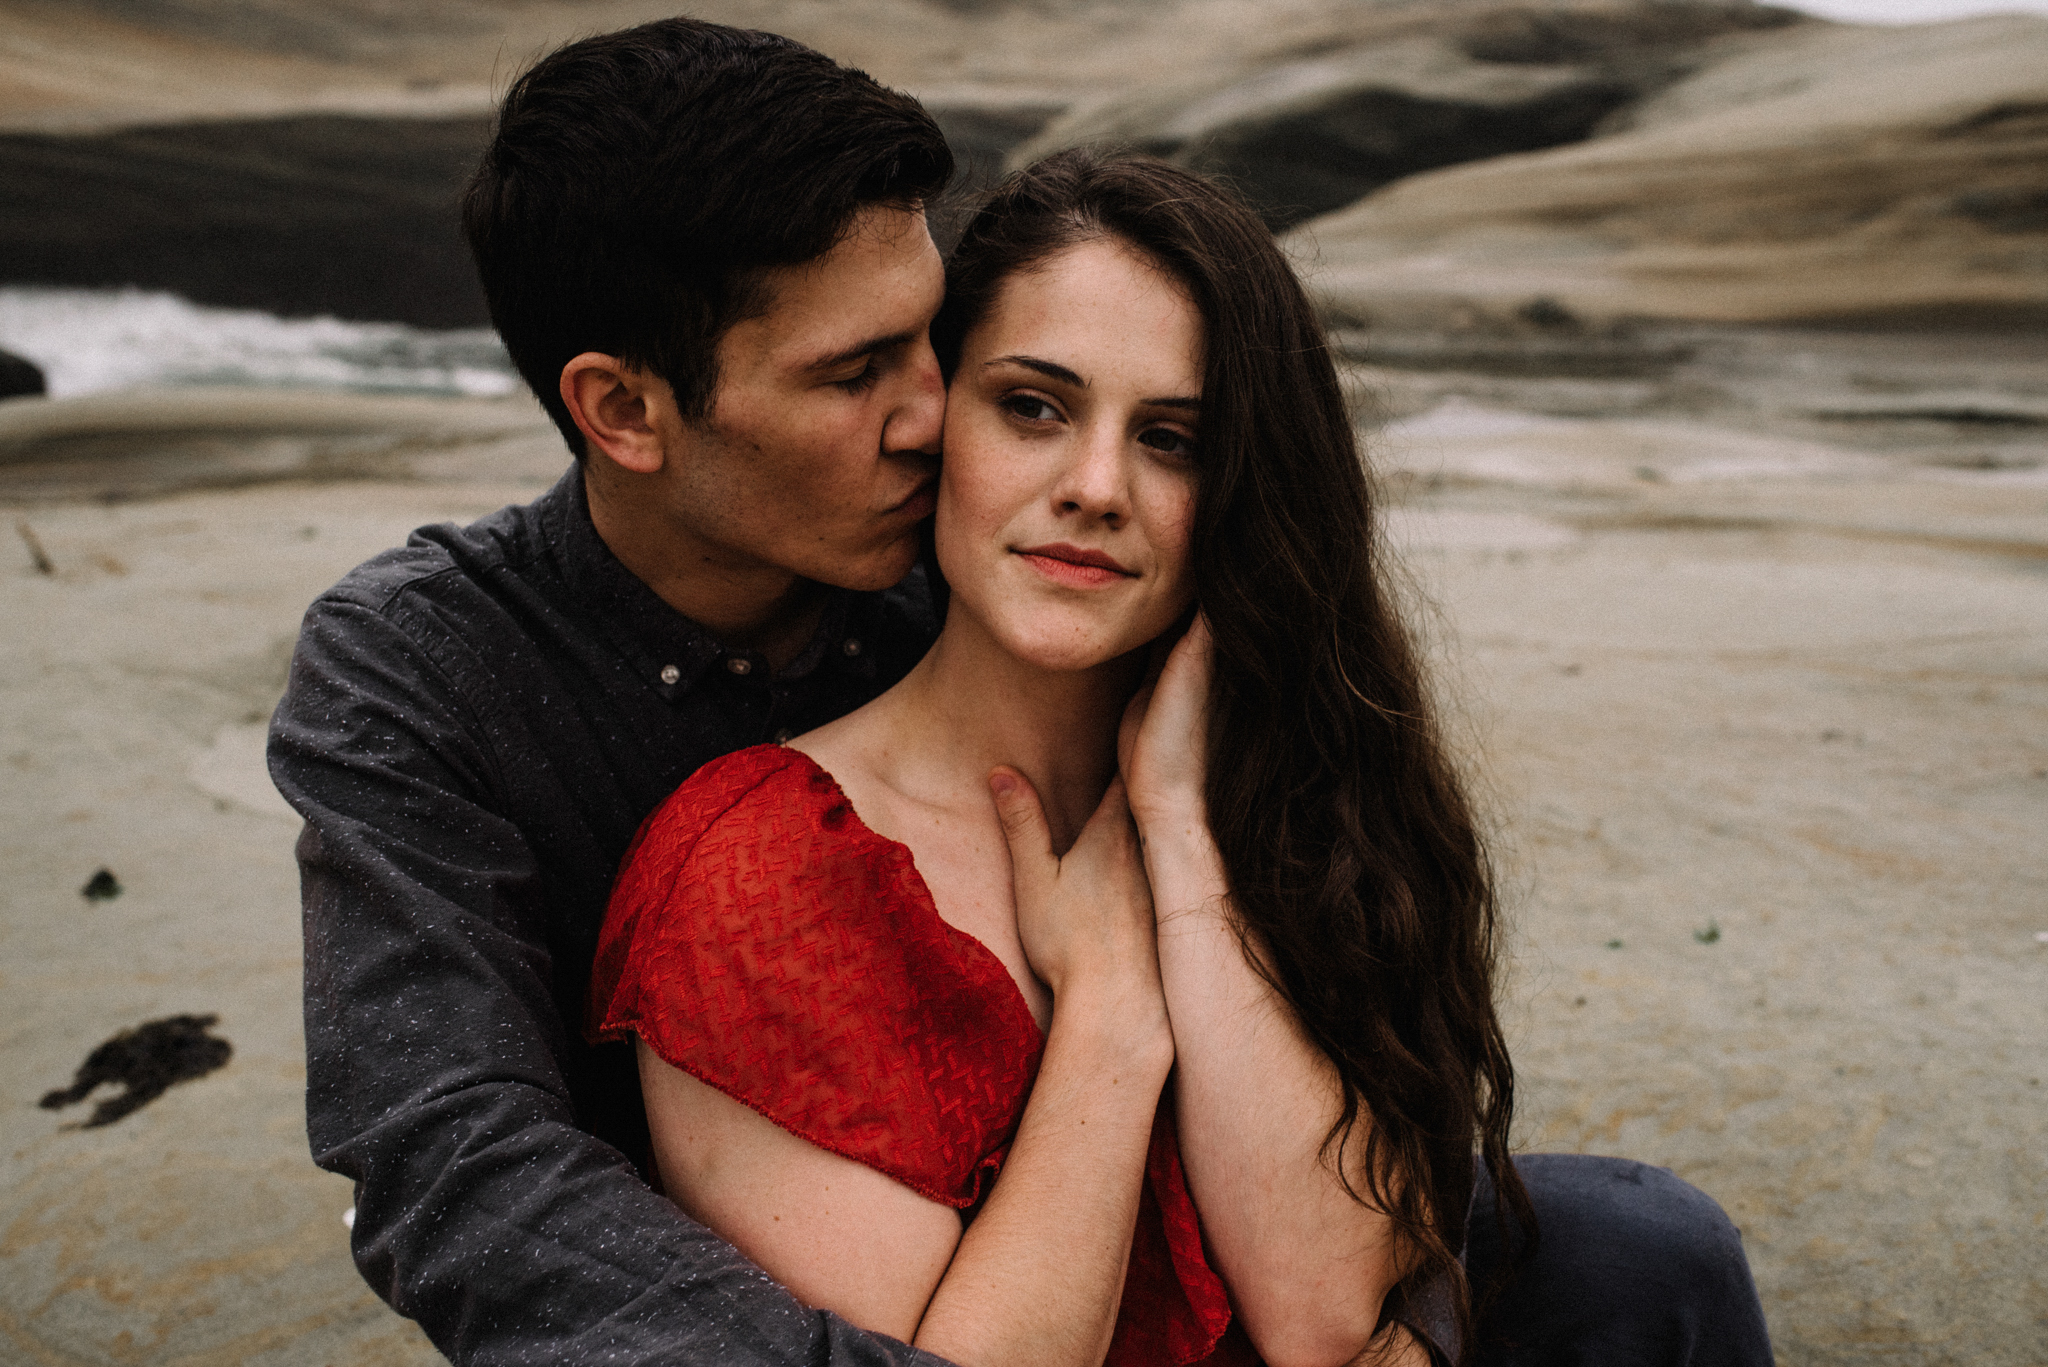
786, 686, 922, 845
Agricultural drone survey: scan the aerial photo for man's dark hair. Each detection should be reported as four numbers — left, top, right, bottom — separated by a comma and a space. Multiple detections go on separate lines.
463, 19, 953, 455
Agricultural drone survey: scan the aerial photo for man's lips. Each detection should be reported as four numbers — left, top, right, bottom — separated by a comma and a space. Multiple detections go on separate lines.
1013, 542, 1136, 588
888, 478, 937, 518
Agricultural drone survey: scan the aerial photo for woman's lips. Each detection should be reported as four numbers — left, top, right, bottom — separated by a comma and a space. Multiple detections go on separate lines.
1013, 542, 1136, 588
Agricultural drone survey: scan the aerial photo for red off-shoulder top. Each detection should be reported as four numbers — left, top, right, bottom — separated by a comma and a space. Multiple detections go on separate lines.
589, 744, 1255, 1366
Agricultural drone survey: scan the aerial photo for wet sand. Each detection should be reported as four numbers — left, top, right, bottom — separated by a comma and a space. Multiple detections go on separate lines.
0, 380, 2043, 1364
1379, 431, 2047, 1365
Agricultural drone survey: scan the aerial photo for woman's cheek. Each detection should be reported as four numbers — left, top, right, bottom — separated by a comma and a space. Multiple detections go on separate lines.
1145, 474, 1198, 604
963, 417, 1044, 537
929, 465, 978, 589
932, 427, 1013, 583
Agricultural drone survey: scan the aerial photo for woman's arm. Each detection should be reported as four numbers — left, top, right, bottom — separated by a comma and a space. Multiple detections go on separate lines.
1141, 828, 1426, 1367
1122, 620, 1428, 1367
916, 970, 1171, 1366
638, 1044, 962, 1337
640, 776, 1172, 1367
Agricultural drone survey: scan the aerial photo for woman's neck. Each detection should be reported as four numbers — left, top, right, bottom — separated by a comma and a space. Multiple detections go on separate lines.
868, 612, 1143, 853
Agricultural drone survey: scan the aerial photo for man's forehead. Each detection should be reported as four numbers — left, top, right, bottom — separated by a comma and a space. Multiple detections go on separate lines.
744, 206, 943, 365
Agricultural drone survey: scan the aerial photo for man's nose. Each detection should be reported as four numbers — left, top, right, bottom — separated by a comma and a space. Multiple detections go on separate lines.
883, 337, 945, 458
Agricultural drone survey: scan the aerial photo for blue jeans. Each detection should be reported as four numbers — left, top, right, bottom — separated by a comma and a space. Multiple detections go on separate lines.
1416, 1155, 1775, 1366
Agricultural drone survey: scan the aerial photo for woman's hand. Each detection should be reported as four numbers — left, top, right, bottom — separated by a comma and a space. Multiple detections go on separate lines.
1119, 612, 1214, 835
988, 769, 1167, 1028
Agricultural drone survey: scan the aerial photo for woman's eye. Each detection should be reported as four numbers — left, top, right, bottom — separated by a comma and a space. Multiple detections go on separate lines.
1138, 427, 1197, 462
1001, 394, 1061, 423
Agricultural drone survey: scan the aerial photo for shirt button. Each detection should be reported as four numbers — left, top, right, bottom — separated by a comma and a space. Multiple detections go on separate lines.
842, 638, 862, 657
658, 664, 680, 686
772, 728, 793, 744
725, 656, 753, 676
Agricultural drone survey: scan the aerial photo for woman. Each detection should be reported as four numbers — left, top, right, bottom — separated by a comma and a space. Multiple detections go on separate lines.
589, 150, 1529, 1367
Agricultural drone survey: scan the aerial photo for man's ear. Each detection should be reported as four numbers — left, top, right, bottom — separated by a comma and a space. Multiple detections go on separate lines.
560, 353, 672, 475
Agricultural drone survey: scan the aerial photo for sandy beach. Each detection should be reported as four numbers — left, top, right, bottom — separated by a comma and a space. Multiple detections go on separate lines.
1, 371, 2042, 1363
1378, 417, 2047, 1364
2, 0, 2044, 1360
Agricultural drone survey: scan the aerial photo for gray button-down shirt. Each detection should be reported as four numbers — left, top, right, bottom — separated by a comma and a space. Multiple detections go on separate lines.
270, 466, 943, 1366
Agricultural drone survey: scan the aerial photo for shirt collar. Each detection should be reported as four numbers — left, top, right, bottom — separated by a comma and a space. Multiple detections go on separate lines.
537, 466, 867, 695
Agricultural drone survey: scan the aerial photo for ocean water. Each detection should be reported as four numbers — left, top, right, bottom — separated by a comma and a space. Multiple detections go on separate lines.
0, 287, 521, 400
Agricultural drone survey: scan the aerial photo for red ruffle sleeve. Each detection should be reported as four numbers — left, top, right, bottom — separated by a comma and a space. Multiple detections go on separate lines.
590, 745, 1252, 1366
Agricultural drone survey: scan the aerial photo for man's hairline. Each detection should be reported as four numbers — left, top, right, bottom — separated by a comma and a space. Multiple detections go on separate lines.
732, 196, 934, 328
690, 197, 940, 416
560, 195, 937, 450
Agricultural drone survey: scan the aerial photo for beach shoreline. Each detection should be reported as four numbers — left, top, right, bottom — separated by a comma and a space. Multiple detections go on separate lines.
2, 379, 2043, 1363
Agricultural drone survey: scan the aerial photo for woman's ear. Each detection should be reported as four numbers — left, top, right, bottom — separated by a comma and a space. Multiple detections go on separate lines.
560, 353, 671, 475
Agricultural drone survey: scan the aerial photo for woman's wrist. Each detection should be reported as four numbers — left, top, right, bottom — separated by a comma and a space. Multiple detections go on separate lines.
1045, 972, 1175, 1072
1137, 818, 1230, 924
1126, 783, 1205, 838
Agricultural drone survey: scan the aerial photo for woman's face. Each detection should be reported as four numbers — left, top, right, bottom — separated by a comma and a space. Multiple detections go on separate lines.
936, 238, 1202, 673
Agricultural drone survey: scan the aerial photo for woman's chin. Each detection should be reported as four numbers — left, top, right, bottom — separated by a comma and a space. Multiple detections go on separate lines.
993, 623, 1152, 676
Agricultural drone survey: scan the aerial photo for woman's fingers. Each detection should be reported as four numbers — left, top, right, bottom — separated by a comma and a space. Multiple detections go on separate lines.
1062, 777, 1156, 939
1124, 612, 1214, 820
1075, 776, 1143, 882
1087, 772, 1132, 829
1151, 611, 1214, 721
988, 767, 1055, 900
998, 769, 1159, 1000
1117, 683, 1154, 784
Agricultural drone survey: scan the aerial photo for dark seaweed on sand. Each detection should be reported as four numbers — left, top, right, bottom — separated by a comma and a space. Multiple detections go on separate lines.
39, 1014, 232, 1127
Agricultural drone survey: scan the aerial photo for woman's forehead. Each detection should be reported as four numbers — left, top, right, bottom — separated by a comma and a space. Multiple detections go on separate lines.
971, 241, 1203, 391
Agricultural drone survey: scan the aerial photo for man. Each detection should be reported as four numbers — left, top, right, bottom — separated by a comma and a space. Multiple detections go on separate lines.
270, 20, 961, 1363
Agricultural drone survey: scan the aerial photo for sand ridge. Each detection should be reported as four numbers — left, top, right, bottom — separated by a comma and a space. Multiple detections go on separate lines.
1288, 13, 2048, 327
2, 390, 2044, 1362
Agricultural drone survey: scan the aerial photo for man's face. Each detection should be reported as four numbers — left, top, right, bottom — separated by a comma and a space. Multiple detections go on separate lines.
658, 204, 945, 592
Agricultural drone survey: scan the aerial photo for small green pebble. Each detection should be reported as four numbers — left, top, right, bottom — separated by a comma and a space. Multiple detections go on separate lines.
1605, 939, 1623, 950
80, 868, 122, 901
1694, 921, 1721, 944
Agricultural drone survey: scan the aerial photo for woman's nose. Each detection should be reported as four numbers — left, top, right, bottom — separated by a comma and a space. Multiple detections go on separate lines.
1052, 425, 1132, 526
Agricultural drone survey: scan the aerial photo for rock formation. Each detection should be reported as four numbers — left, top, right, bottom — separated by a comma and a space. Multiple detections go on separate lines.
0, 346, 47, 399
1, 0, 2042, 333
1287, 13, 2048, 329
0, 116, 494, 327
1009, 2, 1803, 227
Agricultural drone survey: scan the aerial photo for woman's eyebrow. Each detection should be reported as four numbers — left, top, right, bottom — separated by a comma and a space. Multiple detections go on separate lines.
986, 354, 1198, 410
985, 354, 1085, 387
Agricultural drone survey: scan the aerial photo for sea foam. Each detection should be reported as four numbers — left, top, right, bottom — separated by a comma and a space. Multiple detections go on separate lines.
0, 287, 520, 400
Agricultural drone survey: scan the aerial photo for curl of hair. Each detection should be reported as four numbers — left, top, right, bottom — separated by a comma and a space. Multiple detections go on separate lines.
935, 148, 1535, 1360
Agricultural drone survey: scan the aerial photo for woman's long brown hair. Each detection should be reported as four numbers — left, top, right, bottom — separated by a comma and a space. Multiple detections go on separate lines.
934, 148, 1536, 1358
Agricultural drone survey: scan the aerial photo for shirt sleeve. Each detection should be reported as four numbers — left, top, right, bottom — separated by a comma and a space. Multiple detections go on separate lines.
590, 749, 1042, 1212
270, 589, 960, 1367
